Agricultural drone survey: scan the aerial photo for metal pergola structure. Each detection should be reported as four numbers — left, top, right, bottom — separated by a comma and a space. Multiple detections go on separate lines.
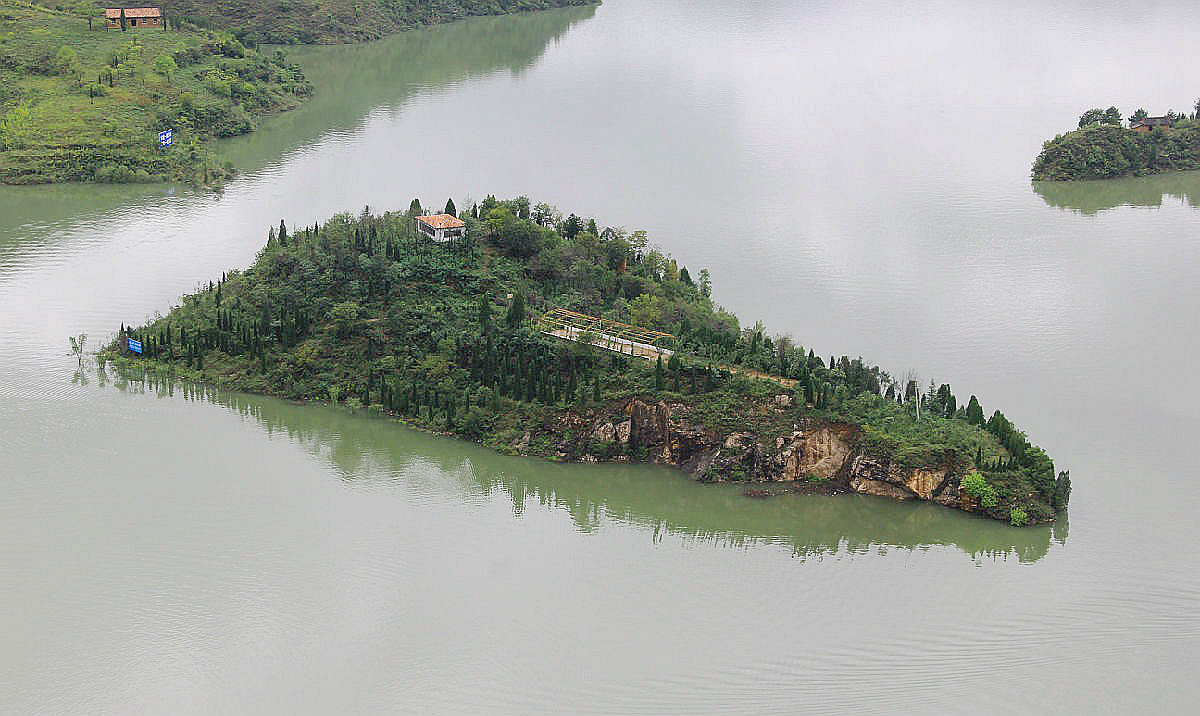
538, 307, 675, 360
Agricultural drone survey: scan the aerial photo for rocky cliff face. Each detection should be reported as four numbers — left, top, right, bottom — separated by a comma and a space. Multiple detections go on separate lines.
568, 397, 975, 515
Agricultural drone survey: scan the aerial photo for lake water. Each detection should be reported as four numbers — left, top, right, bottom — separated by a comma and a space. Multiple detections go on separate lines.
2, 1, 1198, 712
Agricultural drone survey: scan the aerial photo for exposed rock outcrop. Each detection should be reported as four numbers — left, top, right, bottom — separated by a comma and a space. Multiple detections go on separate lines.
570, 397, 971, 515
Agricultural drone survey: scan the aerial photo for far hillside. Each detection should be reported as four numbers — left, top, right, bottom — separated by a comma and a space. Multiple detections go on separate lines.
43, 0, 600, 44
0, 2, 310, 184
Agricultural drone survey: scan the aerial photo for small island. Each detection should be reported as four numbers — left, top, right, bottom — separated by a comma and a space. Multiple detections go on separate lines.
1033, 104, 1200, 181
103, 197, 1071, 526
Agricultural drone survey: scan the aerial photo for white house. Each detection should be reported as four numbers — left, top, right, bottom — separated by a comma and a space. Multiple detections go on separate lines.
415, 213, 466, 243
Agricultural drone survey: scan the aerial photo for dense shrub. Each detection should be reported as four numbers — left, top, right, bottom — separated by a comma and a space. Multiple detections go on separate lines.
961, 471, 998, 508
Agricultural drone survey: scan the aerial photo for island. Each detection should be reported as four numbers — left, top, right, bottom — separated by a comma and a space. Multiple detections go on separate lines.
102, 197, 1071, 526
0, 0, 595, 185
1033, 105, 1200, 180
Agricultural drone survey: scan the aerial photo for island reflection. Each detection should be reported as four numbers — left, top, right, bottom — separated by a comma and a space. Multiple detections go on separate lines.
1033, 170, 1200, 215
110, 372, 1062, 564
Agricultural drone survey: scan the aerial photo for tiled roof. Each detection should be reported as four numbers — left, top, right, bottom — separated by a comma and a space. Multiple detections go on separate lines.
416, 214, 465, 229
1132, 116, 1172, 127
105, 7, 162, 19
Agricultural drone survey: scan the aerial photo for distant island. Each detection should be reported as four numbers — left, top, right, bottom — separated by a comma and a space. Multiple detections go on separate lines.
101, 197, 1071, 526
0, 1, 595, 185
1033, 104, 1200, 181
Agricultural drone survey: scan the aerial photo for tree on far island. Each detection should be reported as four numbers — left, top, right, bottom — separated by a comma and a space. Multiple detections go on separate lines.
1077, 108, 1104, 128
1129, 108, 1148, 124
1101, 106, 1122, 126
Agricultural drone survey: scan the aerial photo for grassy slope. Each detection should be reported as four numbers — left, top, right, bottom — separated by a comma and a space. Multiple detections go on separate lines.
0, 2, 311, 184
1032, 122, 1200, 181
102, 198, 1068, 524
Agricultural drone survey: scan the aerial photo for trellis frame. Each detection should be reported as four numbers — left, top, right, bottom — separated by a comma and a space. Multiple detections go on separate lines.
538, 307, 675, 360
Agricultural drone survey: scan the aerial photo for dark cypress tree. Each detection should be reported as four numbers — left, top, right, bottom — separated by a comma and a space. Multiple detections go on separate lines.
1053, 470, 1072, 510
444, 197, 456, 217
478, 296, 493, 332
278, 219, 287, 247
965, 395, 985, 425
654, 355, 664, 390
505, 291, 526, 327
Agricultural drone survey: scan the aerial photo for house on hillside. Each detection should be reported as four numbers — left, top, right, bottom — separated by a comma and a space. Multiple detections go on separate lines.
1130, 116, 1172, 133
105, 7, 162, 29
416, 213, 466, 243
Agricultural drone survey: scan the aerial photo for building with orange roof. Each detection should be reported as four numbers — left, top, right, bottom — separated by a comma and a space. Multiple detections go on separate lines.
416, 213, 466, 243
105, 7, 162, 30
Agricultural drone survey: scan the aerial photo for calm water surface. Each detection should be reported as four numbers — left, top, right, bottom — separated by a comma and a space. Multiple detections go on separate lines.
2, 1, 1198, 713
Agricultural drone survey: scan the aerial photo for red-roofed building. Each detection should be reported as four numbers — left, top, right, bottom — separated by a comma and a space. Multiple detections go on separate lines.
416, 213, 466, 243
105, 7, 162, 29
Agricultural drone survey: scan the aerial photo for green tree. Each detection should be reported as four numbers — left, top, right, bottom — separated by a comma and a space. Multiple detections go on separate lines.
1053, 470, 1071, 510
53, 46, 80, 77
505, 291, 525, 327
965, 395, 984, 425
1101, 106, 1122, 126
1009, 507, 1029, 527
697, 268, 712, 298
1129, 108, 1148, 124
477, 296, 493, 331
153, 54, 178, 82
654, 355, 664, 390
444, 197, 456, 216
329, 301, 360, 338
120, 7, 127, 31
562, 213, 583, 239
408, 198, 422, 215
278, 220, 288, 247
1077, 108, 1104, 128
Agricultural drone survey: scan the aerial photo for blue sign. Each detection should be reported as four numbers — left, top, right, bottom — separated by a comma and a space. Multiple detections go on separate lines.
127, 337, 143, 355
158, 129, 173, 148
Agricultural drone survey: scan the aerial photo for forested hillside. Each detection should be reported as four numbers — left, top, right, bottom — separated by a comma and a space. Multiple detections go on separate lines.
130, 0, 596, 44
104, 197, 1070, 525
